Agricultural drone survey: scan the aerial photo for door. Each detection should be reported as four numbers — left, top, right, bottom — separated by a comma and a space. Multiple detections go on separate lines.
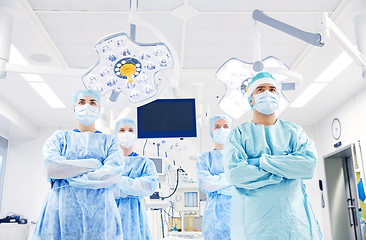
324, 144, 364, 240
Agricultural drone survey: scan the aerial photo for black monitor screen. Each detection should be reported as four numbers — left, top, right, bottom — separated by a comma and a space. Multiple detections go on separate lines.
137, 98, 197, 138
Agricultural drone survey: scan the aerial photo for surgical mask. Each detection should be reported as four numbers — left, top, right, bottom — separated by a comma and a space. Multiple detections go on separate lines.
213, 128, 231, 145
118, 132, 136, 148
253, 90, 279, 115
74, 104, 99, 126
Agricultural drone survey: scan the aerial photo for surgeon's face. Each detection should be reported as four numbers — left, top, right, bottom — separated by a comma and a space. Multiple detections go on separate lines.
212, 119, 229, 133
250, 83, 277, 105
118, 125, 135, 134
76, 96, 99, 108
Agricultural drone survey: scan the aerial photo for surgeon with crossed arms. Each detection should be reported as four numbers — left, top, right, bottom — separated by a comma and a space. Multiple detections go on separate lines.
224, 72, 322, 240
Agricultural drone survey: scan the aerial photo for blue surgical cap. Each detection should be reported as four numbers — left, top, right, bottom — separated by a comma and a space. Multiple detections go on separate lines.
114, 118, 137, 135
247, 72, 280, 107
209, 114, 232, 140
72, 89, 101, 107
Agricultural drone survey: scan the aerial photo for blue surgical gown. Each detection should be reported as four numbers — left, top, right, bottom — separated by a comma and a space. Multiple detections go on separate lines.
224, 120, 322, 240
196, 149, 233, 240
113, 152, 158, 240
29, 129, 124, 240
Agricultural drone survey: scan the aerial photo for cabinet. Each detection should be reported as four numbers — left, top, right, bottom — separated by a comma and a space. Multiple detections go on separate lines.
0, 224, 29, 240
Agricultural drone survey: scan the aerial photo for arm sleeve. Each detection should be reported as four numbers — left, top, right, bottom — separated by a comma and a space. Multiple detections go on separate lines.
43, 130, 103, 179
196, 154, 231, 193
67, 137, 125, 189
224, 129, 283, 190
259, 127, 317, 180
114, 159, 159, 198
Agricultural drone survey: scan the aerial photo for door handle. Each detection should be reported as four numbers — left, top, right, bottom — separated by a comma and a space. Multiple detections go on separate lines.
347, 198, 357, 227
348, 206, 354, 227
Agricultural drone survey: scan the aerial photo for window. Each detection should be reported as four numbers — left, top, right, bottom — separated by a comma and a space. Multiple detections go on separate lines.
0, 136, 8, 213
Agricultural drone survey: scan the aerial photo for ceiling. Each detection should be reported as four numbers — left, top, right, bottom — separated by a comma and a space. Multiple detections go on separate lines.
0, 0, 365, 138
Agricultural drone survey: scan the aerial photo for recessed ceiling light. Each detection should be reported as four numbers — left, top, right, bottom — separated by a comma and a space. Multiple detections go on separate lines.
29, 53, 52, 63
314, 51, 353, 83
290, 83, 328, 108
29, 82, 66, 108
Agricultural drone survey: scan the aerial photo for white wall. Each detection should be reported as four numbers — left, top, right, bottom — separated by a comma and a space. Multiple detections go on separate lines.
303, 86, 366, 240
0, 126, 71, 222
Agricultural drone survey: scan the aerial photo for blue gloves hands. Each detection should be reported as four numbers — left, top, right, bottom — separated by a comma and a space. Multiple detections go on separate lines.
247, 157, 261, 167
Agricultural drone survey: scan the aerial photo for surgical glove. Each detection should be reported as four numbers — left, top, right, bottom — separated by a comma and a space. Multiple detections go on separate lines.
247, 157, 261, 167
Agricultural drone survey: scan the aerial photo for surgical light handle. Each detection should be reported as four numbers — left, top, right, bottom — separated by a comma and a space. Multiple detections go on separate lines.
252, 9, 324, 47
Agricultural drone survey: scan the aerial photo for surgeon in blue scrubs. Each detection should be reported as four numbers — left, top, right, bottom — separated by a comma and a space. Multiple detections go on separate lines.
29, 89, 124, 240
113, 118, 158, 240
197, 114, 233, 240
224, 72, 322, 240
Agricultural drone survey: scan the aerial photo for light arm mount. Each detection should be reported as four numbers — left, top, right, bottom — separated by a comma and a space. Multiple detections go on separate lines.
252, 9, 324, 47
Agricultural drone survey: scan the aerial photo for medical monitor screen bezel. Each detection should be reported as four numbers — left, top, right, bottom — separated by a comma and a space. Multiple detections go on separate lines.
137, 98, 197, 139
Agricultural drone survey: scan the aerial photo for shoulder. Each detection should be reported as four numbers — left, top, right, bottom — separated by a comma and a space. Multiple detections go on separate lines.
231, 122, 251, 135
144, 157, 157, 167
128, 155, 151, 165
141, 156, 152, 163
47, 129, 69, 142
277, 119, 304, 133
198, 151, 218, 165
102, 134, 120, 149
132, 156, 156, 172
199, 151, 213, 160
97, 132, 116, 141
227, 122, 251, 144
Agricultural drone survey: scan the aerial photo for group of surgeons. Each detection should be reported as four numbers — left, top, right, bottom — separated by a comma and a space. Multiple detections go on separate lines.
28, 71, 322, 240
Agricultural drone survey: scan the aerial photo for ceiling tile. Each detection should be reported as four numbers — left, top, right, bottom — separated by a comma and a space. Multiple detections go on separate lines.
188, 0, 343, 12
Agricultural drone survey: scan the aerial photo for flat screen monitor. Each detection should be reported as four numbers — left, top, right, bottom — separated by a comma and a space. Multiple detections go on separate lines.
137, 98, 197, 138
150, 157, 163, 175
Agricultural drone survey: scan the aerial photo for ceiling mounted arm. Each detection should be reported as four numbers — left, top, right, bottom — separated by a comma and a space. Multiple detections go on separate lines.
129, 0, 138, 41
0, 7, 14, 79
252, 9, 324, 47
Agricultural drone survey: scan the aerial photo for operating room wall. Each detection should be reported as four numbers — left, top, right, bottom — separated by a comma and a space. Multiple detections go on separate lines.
303, 86, 366, 240
0, 131, 8, 140
0, 126, 71, 222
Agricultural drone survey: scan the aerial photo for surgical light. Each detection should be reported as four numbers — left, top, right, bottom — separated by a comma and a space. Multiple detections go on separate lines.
82, 0, 179, 106
83, 33, 174, 105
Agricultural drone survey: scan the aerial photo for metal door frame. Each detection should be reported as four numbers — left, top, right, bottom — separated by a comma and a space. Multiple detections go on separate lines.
324, 143, 364, 240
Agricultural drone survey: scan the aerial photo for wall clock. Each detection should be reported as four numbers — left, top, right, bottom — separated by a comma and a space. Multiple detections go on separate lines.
331, 118, 341, 140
